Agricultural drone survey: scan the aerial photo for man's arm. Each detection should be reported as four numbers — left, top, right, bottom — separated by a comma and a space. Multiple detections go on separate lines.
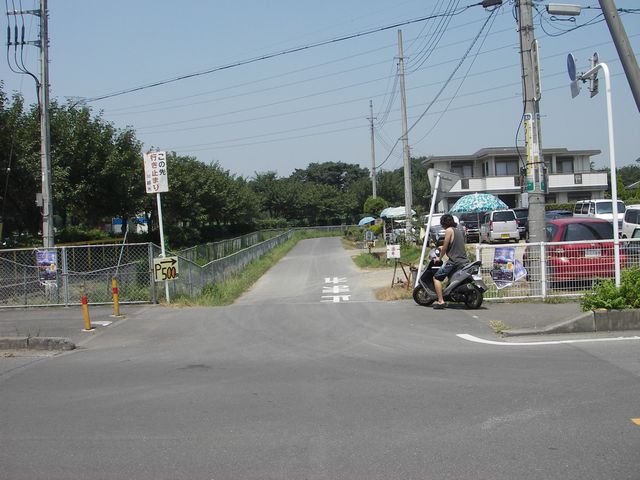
439, 227, 453, 260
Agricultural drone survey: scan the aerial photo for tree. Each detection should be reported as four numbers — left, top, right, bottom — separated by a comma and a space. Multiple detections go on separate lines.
363, 196, 389, 217
291, 161, 369, 192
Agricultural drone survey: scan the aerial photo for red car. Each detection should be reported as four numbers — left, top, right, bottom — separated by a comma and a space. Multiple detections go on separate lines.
524, 217, 626, 285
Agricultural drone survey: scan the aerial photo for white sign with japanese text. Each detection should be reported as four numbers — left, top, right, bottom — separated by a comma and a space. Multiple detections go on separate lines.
144, 151, 169, 194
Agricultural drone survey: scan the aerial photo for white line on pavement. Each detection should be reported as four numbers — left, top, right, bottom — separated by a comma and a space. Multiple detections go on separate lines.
457, 333, 640, 346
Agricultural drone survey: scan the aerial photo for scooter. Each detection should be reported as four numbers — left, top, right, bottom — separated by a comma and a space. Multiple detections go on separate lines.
413, 249, 487, 309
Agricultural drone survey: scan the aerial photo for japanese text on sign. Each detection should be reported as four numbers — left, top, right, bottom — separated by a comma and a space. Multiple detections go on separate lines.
143, 151, 169, 194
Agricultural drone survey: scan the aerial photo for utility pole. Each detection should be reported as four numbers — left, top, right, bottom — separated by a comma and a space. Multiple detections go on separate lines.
7, 0, 53, 248
517, 0, 545, 244
397, 30, 413, 236
39, 0, 54, 249
368, 100, 377, 198
598, 0, 640, 112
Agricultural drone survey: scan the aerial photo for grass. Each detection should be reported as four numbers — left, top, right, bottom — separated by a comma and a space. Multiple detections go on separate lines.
172, 230, 340, 306
489, 320, 509, 334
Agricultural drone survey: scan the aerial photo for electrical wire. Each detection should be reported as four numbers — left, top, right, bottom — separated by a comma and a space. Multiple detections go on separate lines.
81, 2, 485, 103
412, 3, 498, 146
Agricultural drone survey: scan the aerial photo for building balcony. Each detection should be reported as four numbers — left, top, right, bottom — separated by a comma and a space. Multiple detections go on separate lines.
447, 171, 608, 195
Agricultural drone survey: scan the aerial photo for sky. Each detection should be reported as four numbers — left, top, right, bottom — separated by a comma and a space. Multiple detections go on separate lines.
1, 0, 639, 180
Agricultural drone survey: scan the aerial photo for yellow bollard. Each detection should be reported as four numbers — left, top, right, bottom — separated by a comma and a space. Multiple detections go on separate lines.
111, 277, 121, 318
81, 289, 93, 331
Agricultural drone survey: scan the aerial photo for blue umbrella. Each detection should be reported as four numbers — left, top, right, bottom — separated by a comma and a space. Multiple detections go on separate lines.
358, 216, 376, 226
449, 193, 508, 214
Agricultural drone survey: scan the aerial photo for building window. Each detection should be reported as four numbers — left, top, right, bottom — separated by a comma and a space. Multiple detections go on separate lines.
461, 178, 469, 189
495, 158, 519, 176
451, 162, 474, 178
557, 156, 574, 173
574, 173, 582, 184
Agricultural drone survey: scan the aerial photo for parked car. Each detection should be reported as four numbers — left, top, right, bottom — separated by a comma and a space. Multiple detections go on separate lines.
423, 213, 461, 246
479, 209, 519, 243
621, 204, 640, 238
545, 209, 573, 220
457, 212, 481, 243
573, 199, 626, 229
524, 217, 626, 285
513, 207, 529, 240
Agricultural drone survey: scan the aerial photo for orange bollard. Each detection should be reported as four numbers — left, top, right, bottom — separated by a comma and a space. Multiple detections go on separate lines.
81, 289, 93, 331
111, 277, 121, 318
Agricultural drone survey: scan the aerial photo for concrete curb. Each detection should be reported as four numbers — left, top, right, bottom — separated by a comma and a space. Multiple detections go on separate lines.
0, 336, 76, 351
502, 309, 640, 337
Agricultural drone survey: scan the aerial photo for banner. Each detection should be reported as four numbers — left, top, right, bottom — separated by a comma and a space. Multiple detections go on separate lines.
490, 247, 527, 290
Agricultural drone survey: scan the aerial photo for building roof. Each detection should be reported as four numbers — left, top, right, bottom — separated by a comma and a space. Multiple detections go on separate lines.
422, 147, 602, 166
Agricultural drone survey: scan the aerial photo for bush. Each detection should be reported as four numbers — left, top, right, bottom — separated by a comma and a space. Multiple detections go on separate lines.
580, 267, 640, 311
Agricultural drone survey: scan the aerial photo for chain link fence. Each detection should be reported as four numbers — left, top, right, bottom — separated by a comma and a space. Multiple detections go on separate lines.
474, 237, 640, 301
0, 243, 153, 308
0, 227, 349, 308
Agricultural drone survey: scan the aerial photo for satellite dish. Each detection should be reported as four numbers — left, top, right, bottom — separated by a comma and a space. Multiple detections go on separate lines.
567, 54, 577, 81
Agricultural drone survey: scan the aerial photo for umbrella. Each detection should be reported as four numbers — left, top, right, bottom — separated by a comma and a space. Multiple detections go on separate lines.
358, 216, 376, 226
449, 193, 508, 214
379, 206, 416, 219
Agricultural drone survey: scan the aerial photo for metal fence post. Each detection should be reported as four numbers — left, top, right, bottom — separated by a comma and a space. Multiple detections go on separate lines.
148, 243, 157, 304
539, 242, 547, 299
61, 246, 69, 306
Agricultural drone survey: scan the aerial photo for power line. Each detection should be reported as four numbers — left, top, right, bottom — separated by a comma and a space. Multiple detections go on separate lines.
81, 2, 483, 103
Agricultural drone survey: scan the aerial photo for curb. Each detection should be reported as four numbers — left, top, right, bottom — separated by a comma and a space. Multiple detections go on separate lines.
0, 336, 76, 351
502, 309, 640, 337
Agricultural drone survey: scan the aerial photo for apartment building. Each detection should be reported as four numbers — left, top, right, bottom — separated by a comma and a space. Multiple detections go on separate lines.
423, 147, 608, 211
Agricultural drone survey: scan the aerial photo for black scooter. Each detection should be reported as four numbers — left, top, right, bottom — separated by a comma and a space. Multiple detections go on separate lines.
413, 249, 487, 309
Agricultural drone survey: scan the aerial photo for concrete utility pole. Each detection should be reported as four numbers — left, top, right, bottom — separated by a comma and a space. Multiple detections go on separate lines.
8, 1, 54, 248
39, 0, 54, 249
368, 100, 377, 198
598, 0, 640, 112
517, 0, 545, 244
397, 30, 413, 235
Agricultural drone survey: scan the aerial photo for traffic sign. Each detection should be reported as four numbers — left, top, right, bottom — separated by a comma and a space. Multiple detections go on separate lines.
144, 151, 169, 194
153, 256, 179, 282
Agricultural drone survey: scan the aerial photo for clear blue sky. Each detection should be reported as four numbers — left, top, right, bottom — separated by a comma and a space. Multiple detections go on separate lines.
2, 0, 639, 179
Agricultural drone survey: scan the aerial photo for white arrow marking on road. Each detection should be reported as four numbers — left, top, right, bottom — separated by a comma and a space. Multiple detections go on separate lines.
457, 333, 640, 346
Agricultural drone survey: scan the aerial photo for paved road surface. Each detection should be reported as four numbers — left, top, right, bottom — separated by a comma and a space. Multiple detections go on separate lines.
1, 237, 639, 479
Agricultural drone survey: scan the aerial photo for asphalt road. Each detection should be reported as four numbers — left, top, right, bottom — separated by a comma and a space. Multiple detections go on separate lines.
1, 237, 639, 480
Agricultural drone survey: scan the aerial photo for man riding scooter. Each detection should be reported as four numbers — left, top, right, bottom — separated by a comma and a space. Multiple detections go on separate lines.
432, 214, 469, 310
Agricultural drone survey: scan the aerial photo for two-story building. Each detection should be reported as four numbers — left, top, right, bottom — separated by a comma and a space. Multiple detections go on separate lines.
422, 147, 608, 211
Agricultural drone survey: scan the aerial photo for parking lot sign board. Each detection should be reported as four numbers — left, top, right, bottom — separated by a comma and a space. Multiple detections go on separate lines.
153, 256, 179, 282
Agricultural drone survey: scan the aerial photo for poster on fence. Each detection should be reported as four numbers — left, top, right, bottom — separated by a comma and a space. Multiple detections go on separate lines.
36, 249, 57, 284
490, 247, 527, 289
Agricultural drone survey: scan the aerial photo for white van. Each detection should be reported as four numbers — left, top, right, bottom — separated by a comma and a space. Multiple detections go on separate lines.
621, 204, 640, 238
573, 199, 625, 228
479, 209, 519, 243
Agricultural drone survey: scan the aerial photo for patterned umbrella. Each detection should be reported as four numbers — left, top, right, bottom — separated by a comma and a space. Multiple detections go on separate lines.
449, 193, 508, 213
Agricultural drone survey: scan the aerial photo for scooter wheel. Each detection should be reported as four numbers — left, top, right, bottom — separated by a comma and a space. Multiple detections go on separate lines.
464, 285, 484, 309
413, 285, 435, 306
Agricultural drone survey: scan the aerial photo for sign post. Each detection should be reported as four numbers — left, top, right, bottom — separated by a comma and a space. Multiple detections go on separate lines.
143, 150, 172, 302
416, 169, 460, 287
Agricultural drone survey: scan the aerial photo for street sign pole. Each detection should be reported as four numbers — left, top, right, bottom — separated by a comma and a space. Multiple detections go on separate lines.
567, 55, 621, 287
143, 150, 171, 303
156, 192, 170, 303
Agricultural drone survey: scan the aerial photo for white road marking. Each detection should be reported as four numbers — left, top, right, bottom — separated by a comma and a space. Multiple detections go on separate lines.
457, 333, 640, 346
325, 277, 347, 284
322, 285, 350, 294
321, 295, 351, 303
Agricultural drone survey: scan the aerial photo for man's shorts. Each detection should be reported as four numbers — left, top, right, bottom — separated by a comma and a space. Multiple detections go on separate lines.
434, 262, 456, 281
